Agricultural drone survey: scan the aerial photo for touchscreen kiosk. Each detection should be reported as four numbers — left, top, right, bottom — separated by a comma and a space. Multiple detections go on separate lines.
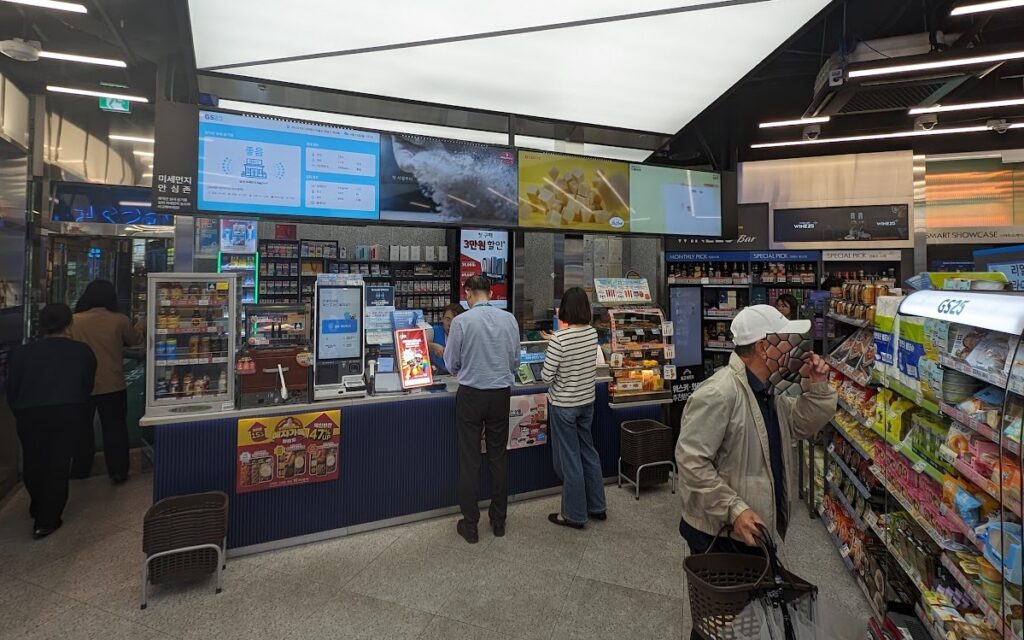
314, 284, 367, 399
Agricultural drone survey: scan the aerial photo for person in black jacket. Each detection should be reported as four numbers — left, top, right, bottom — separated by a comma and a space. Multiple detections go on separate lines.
8, 304, 97, 539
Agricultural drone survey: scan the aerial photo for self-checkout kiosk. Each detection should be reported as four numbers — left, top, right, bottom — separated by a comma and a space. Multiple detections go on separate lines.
313, 274, 368, 400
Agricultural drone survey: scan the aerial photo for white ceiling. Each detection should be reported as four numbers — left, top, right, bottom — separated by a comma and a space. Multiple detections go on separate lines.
189, 0, 830, 135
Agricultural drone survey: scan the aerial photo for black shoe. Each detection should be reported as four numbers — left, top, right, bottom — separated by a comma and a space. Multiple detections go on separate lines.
589, 511, 608, 521
111, 475, 128, 485
456, 519, 479, 544
491, 521, 506, 537
548, 513, 585, 529
32, 520, 62, 540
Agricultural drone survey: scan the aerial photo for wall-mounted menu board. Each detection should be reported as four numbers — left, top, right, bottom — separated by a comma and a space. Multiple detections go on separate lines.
379, 134, 518, 227
197, 111, 380, 220
518, 151, 631, 232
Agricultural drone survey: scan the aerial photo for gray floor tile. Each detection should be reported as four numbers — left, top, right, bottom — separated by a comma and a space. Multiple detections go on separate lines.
0, 575, 79, 632
439, 557, 574, 640
345, 534, 484, 614
303, 590, 433, 640
417, 616, 511, 640
596, 482, 682, 543
551, 577, 683, 640
20, 528, 141, 602
391, 513, 496, 552
577, 530, 687, 599
10, 600, 174, 640
482, 508, 592, 576
259, 527, 399, 588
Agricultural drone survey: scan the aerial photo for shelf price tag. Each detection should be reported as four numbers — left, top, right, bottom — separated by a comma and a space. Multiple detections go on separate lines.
865, 512, 878, 529
663, 345, 675, 359
912, 460, 928, 474
827, 520, 837, 534
663, 365, 677, 380
826, 470, 834, 483
840, 544, 851, 558
661, 321, 674, 337
827, 443, 836, 454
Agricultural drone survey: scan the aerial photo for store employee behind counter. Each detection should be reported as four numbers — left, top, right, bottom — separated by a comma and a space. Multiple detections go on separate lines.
443, 275, 521, 545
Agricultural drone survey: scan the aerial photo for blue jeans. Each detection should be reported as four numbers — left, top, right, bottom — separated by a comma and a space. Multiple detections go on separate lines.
548, 402, 606, 524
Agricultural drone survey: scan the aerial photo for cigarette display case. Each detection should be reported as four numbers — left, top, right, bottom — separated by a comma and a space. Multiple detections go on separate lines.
146, 273, 238, 416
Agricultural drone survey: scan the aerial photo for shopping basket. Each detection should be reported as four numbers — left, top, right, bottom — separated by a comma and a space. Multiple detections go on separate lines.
685, 525, 817, 640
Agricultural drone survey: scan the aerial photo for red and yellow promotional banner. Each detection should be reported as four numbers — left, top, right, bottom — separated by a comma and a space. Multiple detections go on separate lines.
236, 410, 340, 493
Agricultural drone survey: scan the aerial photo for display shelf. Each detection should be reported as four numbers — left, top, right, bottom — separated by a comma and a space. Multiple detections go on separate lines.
837, 398, 876, 430
869, 465, 965, 552
940, 554, 1007, 633
828, 447, 873, 500
832, 418, 876, 461
890, 439, 946, 484
701, 283, 747, 289
826, 475, 867, 529
937, 503, 984, 553
158, 298, 227, 308
953, 458, 1024, 518
827, 311, 871, 328
155, 356, 229, 366
827, 356, 872, 386
154, 325, 224, 335
819, 508, 885, 622
821, 513, 855, 572
704, 347, 734, 354
940, 402, 1021, 456
878, 375, 941, 416
939, 354, 1009, 389
703, 313, 739, 320
915, 605, 948, 640
705, 340, 735, 350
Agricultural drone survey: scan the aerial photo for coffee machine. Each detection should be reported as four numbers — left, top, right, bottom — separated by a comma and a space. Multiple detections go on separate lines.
237, 305, 312, 408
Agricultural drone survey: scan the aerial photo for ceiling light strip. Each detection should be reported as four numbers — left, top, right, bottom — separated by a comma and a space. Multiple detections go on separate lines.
1, 0, 86, 13
850, 50, 1024, 78
109, 135, 155, 143
46, 86, 148, 102
758, 116, 830, 129
38, 51, 126, 67
909, 97, 1024, 115
751, 123, 1023, 149
118, 201, 152, 207
132, 150, 155, 157
951, 0, 1024, 15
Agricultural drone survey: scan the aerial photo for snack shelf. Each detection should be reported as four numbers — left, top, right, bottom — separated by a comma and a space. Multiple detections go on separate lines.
702, 283, 748, 289
705, 340, 735, 350
155, 357, 230, 367
827, 356, 872, 387
876, 374, 942, 416
821, 512, 855, 572
939, 354, 1009, 390
940, 402, 1021, 456
940, 553, 1007, 634
703, 313, 738, 320
937, 503, 985, 553
154, 325, 224, 335
827, 311, 871, 328
915, 605, 949, 640
838, 397, 876, 430
832, 418, 877, 461
159, 299, 227, 308
953, 457, 1024, 518
828, 446, 873, 500
890, 438, 947, 484
869, 465, 965, 552
826, 474, 867, 529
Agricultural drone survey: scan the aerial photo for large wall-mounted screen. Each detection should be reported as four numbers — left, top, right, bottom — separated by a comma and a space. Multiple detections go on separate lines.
628, 165, 721, 236
379, 134, 518, 227
518, 150, 631, 232
197, 111, 380, 220
52, 183, 173, 226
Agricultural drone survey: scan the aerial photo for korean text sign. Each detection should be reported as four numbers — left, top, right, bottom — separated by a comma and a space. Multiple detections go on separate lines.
236, 410, 340, 493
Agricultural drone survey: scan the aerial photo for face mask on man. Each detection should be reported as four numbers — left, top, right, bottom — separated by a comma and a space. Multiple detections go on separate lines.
760, 332, 813, 394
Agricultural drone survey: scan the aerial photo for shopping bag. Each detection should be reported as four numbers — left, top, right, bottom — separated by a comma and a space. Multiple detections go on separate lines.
731, 593, 866, 640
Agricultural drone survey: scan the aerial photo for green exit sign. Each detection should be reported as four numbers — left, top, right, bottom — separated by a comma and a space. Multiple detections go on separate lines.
99, 97, 131, 113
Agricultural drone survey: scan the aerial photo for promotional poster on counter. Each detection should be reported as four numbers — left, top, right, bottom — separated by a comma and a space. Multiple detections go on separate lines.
518, 151, 631, 232
379, 134, 518, 226
459, 229, 509, 309
236, 410, 341, 493
481, 393, 549, 452
395, 327, 433, 389
364, 285, 395, 345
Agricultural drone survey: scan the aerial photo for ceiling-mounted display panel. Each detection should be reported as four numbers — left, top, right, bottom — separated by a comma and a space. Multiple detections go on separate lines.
195, 0, 831, 134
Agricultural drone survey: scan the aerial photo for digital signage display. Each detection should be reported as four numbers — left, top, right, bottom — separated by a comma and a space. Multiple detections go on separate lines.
518, 151, 631, 232
629, 165, 721, 236
379, 134, 518, 226
317, 286, 363, 361
773, 205, 910, 243
197, 111, 380, 220
459, 229, 509, 309
52, 183, 173, 226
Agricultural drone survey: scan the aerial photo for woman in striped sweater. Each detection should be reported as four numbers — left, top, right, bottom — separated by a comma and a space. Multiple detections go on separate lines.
541, 287, 605, 529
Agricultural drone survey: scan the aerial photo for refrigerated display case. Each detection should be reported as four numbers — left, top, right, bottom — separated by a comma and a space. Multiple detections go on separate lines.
219, 252, 258, 304
146, 273, 238, 416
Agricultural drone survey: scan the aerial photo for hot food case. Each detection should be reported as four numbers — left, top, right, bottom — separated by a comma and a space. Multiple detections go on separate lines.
237, 304, 312, 408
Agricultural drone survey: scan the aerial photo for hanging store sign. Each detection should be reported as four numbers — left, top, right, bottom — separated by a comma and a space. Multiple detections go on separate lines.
822, 249, 902, 262
236, 410, 341, 493
773, 205, 910, 243
152, 101, 199, 214
926, 227, 1024, 244
750, 251, 820, 262
594, 278, 653, 304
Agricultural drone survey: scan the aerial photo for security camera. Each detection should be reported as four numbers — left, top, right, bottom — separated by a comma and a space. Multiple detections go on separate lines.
803, 125, 821, 141
914, 114, 938, 131
988, 119, 1010, 134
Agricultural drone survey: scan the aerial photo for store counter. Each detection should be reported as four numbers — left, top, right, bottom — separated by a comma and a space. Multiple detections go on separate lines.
143, 380, 659, 554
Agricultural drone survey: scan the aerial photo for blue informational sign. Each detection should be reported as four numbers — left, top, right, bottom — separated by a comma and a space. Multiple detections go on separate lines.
666, 251, 751, 263
197, 111, 381, 220
749, 251, 821, 262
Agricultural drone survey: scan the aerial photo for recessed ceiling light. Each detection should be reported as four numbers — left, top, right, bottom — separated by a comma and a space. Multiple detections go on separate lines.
849, 50, 1024, 78
909, 97, 1024, 115
118, 200, 152, 207
38, 51, 126, 67
758, 116, 830, 129
46, 85, 148, 102
141, 173, 153, 178
109, 134, 155, 143
2, 0, 86, 13
132, 150, 155, 157
751, 123, 1023, 148
952, 0, 1024, 15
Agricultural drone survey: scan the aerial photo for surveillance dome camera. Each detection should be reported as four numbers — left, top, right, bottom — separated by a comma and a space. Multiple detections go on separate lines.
802, 125, 821, 141
988, 119, 1010, 134
914, 114, 938, 131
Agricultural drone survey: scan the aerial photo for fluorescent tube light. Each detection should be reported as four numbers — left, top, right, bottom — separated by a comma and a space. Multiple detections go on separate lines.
850, 50, 1024, 78
2, 0, 86, 12
132, 150, 155, 157
952, 0, 1024, 15
909, 97, 1024, 115
38, 51, 126, 67
118, 201, 151, 207
109, 135, 155, 143
758, 116, 830, 129
750, 123, 1024, 149
46, 85, 148, 102
141, 173, 153, 178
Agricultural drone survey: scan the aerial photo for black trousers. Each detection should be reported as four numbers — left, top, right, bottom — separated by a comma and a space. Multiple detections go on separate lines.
456, 385, 511, 526
71, 390, 129, 479
16, 403, 87, 529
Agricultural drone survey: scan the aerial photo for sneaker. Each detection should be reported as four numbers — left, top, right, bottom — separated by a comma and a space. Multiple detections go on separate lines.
456, 519, 479, 544
32, 520, 62, 540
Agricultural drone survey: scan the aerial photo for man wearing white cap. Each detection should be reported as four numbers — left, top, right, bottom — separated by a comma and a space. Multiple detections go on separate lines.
675, 304, 836, 557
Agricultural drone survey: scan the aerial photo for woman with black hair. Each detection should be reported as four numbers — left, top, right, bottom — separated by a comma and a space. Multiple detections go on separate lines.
8, 304, 96, 538
775, 293, 800, 321
70, 279, 142, 482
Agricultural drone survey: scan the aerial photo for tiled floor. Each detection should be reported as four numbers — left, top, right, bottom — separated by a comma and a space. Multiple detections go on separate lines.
0, 472, 871, 639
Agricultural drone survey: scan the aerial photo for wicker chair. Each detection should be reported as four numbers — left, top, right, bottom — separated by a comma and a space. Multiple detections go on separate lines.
617, 419, 677, 500
141, 491, 228, 609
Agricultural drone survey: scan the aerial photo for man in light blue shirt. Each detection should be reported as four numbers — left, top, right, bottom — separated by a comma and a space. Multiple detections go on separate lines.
444, 276, 520, 544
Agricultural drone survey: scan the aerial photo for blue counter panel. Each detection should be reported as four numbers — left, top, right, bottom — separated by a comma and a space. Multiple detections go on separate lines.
153, 384, 660, 549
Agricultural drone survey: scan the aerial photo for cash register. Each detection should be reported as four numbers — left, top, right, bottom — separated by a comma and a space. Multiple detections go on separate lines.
237, 305, 312, 408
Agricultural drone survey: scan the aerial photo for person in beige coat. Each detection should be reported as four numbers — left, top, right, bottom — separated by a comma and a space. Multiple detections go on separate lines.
676, 305, 836, 563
